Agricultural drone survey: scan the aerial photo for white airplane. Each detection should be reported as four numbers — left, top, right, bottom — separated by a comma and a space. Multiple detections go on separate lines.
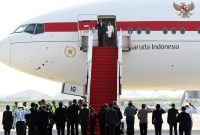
0, 0, 200, 93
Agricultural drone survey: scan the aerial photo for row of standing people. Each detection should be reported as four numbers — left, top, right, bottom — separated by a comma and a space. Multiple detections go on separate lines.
2, 99, 122, 135
2, 99, 94, 135
124, 101, 197, 135
2, 100, 198, 135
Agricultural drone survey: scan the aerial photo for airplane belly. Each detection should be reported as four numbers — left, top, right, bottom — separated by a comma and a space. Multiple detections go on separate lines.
123, 41, 200, 90
10, 41, 87, 85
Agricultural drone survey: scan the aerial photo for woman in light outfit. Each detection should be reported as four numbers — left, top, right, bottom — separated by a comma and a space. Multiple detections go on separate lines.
106, 22, 114, 45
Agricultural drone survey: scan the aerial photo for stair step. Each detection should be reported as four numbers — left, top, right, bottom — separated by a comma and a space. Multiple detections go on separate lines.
91, 69, 117, 71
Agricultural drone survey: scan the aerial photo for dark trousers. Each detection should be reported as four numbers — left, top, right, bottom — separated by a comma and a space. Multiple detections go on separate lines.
56, 123, 65, 135
98, 34, 104, 46
16, 121, 25, 135
100, 123, 106, 135
154, 124, 162, 135
188, 120, 192, 135
179, 125, 189, 135
4, 129, 10, 135
115, 123, 121, 135
67, 121, 71, 135
126, 116, 134, 135
169, 123, 177, 135
90, 127, 95, 135
24, 126, 26, 135
71, 122, 78, 135
28, 127, 37, 135
37, 127, 47, 135
81, 123, 88, 135
47, 126, 53, 135
140, 123, 147, 135
108, 124, 115, 135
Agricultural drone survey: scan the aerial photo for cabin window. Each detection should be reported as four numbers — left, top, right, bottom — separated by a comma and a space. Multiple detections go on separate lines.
163, 28, 168, 34
14, 24, 28, 33
24, 24, 36, 34
145, 28, 150, 34
35, 24, 44, 34
128, 27, 133, 34
171, 27, 176, 34
197, 28, 200, 34
137, 28, 142, 34
180, 27, 185, 34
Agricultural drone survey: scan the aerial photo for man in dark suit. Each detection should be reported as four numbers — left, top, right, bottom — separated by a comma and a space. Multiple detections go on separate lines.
68, 99, 81, 135
98, 104, 108, 135
25, 102, 37, 135
167, 103, 179, 135
96, 18, 106, 46
113, 105, 122, 135
177, 106, 191, 135
36, 105, 49, 135
2, 105, 13, 135
105, 104, 118, 135
152, 104, 166, 135
66, 101, 72, 135
55, 101, 67, 135
79, 103, 90, 135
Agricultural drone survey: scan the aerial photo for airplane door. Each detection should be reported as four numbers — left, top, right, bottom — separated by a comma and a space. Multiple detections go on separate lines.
77, 14, 97, 51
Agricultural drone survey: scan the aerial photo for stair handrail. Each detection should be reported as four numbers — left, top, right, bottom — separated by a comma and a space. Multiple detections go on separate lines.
117, 29, 123, 106
86, 29, 93, 104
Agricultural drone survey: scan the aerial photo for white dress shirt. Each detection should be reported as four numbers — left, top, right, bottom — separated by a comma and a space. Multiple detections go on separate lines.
106, 25, 114, 38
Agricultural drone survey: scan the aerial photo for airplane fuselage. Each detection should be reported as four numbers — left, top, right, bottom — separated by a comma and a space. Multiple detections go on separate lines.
1, 0, 200, 90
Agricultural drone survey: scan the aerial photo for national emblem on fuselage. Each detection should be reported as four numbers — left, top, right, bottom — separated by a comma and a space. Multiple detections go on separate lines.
173, 1, 195, 18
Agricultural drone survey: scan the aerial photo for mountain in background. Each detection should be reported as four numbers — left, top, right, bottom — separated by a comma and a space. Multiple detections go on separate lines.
6, 90, 52, 101
0, 94, 6, 100
0, 90, 184, 101
1, 90, 81, 101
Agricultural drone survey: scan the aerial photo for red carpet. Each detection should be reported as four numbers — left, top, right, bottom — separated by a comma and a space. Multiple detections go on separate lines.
90, 46, 118, 112
89, 46, 118, 134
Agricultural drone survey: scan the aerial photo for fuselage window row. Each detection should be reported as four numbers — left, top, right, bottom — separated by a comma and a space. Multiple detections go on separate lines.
129, 27, 200, 34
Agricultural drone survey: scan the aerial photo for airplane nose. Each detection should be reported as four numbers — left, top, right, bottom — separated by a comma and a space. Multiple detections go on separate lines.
0, 37, 10, 65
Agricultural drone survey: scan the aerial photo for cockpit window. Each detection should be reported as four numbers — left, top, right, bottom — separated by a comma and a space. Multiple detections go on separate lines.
14, 25, 28, 33
35, 24, 44, 34
24, 24, 36, 34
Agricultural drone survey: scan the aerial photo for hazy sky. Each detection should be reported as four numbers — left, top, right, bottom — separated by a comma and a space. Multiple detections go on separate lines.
0, 0, 97, 96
